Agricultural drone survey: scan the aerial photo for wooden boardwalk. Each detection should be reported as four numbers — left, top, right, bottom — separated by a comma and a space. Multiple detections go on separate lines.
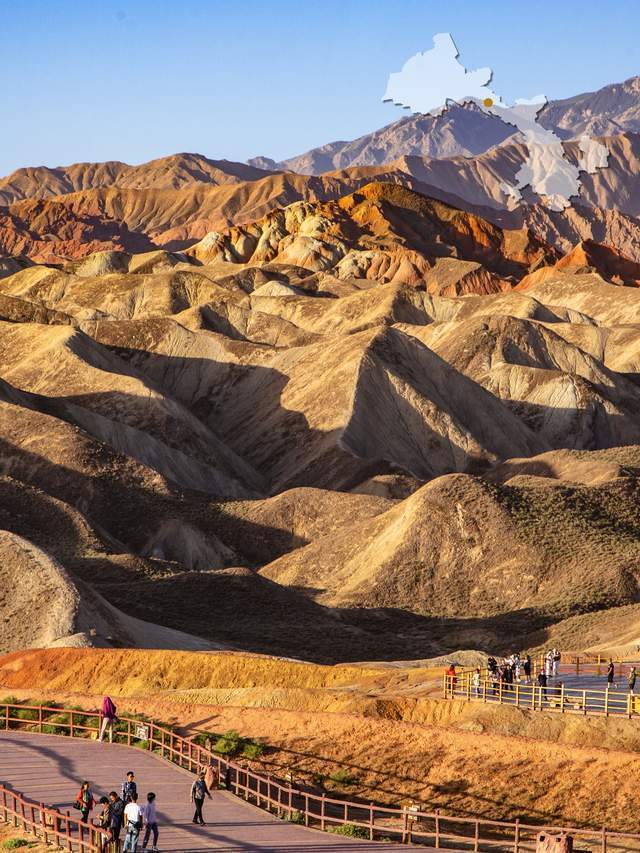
0, 732, 411, 852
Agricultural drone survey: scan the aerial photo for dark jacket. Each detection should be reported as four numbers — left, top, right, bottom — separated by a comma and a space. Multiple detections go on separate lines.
122, 781, 137, 804
110, 798, 124, 829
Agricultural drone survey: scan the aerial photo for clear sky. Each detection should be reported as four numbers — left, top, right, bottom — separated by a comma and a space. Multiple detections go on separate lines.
2, 0, 639, 175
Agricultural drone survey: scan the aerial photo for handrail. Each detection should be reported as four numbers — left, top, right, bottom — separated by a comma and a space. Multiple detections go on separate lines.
2, 702, 640, 851
0, 783, 106, 852
443, 672, 640, 718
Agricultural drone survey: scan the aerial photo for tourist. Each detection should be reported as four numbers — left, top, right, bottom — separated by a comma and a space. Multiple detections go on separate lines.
108, 791, 125, 848
491, 667, 500, 697
607, 659, 615, 689
553, 648, 561, 678
545, 650, 554, 679
472, 668, 481, 699
628, 666, 637, 694
95, 796, 111, 853
141, 792, 159, 851
487, 656, 497, 675
75, 780, 94, 824
514, 655, 522, 683
123, 792, 143, 852
537, 668, 548, 702
98, 696, 117, 743
191, 770, 212, 825
122, 771, 137, 804
523, 655, 532, 685
445, 663, 457, 695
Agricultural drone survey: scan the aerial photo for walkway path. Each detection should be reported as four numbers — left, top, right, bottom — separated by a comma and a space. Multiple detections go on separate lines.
0, 732, 410, 852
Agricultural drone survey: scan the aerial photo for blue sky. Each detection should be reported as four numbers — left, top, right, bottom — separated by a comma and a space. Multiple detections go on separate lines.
1, 0, 639, 175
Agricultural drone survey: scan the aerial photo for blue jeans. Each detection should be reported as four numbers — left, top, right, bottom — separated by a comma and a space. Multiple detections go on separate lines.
124, 825, 140, 852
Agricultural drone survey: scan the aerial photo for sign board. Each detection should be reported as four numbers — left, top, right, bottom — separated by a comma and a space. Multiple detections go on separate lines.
407, 804, 420, 822
135, 723, 149, 740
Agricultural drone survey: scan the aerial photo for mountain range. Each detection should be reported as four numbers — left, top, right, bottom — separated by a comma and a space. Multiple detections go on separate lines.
4, 72, 640, 656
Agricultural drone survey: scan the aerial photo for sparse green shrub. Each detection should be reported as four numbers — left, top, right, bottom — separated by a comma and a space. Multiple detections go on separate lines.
3, 839, 35, 849
241, 741, 265, 760
327, 768, 358, 787
284, 809, 304, 825
328, 823, 368, 838
213, 730, 242, 756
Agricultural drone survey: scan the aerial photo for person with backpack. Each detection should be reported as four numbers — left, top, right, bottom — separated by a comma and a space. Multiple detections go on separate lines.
141, 792, 159, 851
99, 696, 117, 743
108, 791, 125, 848
75, 780, 94, 824
191, 771, 212, 825
122, 771, 137, 804
123, 792, 143, 852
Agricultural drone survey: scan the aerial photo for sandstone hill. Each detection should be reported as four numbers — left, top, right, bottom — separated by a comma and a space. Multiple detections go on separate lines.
2, 181, 640, 657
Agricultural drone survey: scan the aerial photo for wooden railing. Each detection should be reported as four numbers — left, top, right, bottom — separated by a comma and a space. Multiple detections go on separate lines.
0, 784, 106, 852
3, 702, 640, 851
443, 672, 639, 718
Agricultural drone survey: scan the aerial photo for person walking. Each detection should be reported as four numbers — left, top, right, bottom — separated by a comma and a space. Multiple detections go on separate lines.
122, 771, 137, 804
607, 659, 615, 689
472, 668, 481, 699
123, 792, 143, 852
95, 796, 111, 853
628, 666, 637, 695
75, 780, 94, 824
108, 791, 125, 849
523, 655, 532, 685
552, 648, 561, 678
191, 771, 212, 825
99, 696, 117, 743
545, 651, 554, 679
141, 792, 159, 851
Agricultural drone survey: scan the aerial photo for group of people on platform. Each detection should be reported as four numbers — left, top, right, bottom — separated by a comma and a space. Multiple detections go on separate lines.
446, 652, 640, 703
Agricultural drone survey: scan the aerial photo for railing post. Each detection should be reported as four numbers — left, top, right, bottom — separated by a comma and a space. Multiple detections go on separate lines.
65, 810, 72, 852
40, 803, 49, 845
70, 710, 74, 738
38, 706, 43, 733
560, 683, 565, 714
442, 673, 447, 698
466, 675, 471, 701
474, 819, 480, 851
304, 792, 309, 827
605, 688, 609, 717
435, 808, 440, 848
402, 806, 408, 844
583, 690, 587, 716
320, 794, 326, 831
516, 684, 520, 707
483, 679, 487, 703
602, 824, 607, 853
369, 802, 374, 840
499, 680, 503, 704
514, 817, 520, 852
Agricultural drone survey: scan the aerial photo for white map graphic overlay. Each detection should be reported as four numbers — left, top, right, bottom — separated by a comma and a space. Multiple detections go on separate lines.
383, 33, 608, 211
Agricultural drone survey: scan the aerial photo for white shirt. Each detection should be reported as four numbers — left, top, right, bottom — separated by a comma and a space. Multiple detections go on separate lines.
124, 803, 143, 827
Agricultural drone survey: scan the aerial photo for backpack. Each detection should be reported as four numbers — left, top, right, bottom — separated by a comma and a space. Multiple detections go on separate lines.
194, 779, 207, 799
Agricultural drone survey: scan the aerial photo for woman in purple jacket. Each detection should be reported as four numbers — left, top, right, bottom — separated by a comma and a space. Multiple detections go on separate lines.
98, 696, 117, 743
